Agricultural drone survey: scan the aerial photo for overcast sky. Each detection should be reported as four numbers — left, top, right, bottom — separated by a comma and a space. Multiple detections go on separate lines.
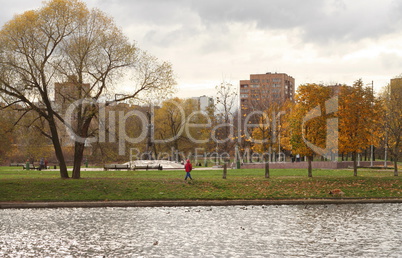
1, 0, 402, 98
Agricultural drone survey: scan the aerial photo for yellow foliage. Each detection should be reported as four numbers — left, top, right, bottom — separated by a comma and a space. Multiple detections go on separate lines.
289, 84, 333, 157
338, 79, 383, 155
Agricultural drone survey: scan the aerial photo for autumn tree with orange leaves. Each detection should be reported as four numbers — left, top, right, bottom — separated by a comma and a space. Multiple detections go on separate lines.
338, 79, 383, 176
382, 78, 402, 176
289, 84, 335, 177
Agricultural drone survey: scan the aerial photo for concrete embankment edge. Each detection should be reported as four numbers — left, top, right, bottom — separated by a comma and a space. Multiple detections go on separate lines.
1, 199, 402, 209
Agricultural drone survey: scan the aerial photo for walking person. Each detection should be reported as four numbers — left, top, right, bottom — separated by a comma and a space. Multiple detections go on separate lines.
184, 159, 193, 180
39, 158, 45, 170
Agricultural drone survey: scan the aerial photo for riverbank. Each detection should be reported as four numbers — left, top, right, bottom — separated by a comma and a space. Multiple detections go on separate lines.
1, 167, 401, 205
2, 198, 402, 209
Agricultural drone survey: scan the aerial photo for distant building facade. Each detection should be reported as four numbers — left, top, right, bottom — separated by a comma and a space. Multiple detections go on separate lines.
54, 76, 91, 146
54, 76, 90, 111
191, 95, 214, 112
390, 77, 402, 95
326, 84, 342, 95
240, 72, 295, 117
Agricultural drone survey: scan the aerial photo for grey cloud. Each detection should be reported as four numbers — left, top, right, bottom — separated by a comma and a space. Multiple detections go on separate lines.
143, 25, 202, 47
96, 0, 189, 25
301, 1, 397, 43
189, 0, 325, 29
389, 0, 402, 25
3, 0, 401, 51
188, 0, 400, 43
96, 0, 401, 45
380, 52, 402, 70
104, 0, 324, 32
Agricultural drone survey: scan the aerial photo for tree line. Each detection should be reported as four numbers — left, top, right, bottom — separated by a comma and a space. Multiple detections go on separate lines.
244, 79, 400, 177
1, 78, 401, 178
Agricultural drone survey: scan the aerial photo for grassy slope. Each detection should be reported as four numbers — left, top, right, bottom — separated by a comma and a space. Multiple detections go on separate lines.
0, 167, 401, 202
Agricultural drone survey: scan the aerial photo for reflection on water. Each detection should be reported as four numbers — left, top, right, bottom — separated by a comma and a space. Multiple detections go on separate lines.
0, 204, 401, 257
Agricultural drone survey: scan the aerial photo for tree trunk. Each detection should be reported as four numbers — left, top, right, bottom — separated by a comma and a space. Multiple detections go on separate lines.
265, 161, 270, 178
373, 146, 376, 161
72, 112, 94, 179
48, 120, 69, 179
352, 152, 358, 177
307, 155, 313, 177
223, 163, 227, 179
72, 141, 85, 179
394, 155, 399, 176
394, 160, 398, 176
53, 139, 69, 179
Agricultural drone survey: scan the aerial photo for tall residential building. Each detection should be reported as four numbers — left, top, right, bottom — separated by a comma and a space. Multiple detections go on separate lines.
54, 76, 91, 146
240, 72, 295, 117
54, 76, 90, 111
390, 77, 402, 95
191, 95, 214, 112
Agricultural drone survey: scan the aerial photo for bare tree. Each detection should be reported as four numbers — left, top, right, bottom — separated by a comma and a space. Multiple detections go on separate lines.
215, 81, 238, 158
0, 0, 175, 178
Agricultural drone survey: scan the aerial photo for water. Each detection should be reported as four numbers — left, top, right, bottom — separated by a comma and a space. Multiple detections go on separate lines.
0, 204, 401, 257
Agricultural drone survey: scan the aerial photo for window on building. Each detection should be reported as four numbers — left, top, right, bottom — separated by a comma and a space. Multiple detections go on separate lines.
250, 79, 260, 83
272, 78, 282, 83
240, 94, 249, 98
251, 84, 260, 88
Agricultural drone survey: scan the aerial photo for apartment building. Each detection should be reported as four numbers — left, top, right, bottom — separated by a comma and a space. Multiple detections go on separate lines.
240, 72, 295, 117
54, 76, 91, 146
54, 76, 90, 111
191, 95, 214, 112
390, 77, 402, 95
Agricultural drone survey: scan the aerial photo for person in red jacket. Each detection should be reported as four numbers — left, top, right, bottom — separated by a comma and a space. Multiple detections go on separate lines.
184, 159, 193, 180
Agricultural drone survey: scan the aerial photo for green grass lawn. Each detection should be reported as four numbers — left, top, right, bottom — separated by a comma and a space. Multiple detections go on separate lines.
0, 166, 401, 202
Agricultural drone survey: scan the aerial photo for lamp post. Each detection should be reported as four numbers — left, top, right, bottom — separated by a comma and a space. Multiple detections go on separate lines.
370, 81, 374, 167
275, 111, 285, 162
384, 133, 388, 168
384, 85, 390, 168
367, 81, 374, 167
146, 111, 154, 160
235, 145, 240, 169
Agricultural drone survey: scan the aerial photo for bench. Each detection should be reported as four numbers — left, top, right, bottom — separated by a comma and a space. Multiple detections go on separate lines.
22, 164, 39, 170
10, 163, 26, 168
29, 165, 43, 171
13, 163, 53, 170
103, 164, 131, 171
133, 164, 163, 171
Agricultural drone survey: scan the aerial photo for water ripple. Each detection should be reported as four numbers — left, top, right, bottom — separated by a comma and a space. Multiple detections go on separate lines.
0, 204, 401, 257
